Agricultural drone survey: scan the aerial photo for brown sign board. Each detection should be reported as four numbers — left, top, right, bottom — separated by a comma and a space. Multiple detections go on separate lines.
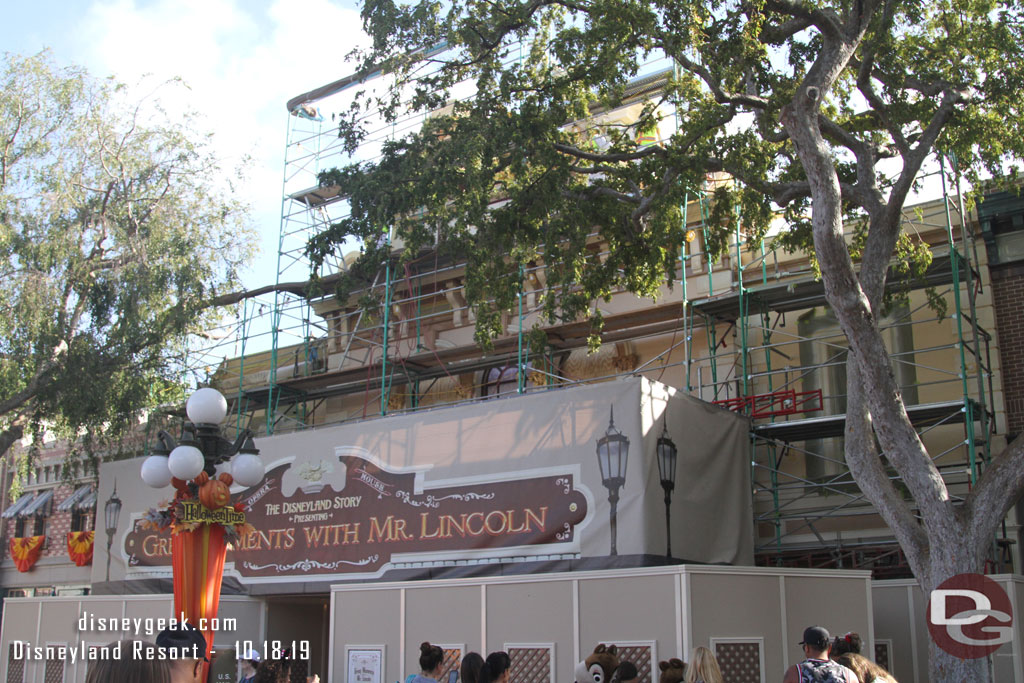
124, 453, 589, 580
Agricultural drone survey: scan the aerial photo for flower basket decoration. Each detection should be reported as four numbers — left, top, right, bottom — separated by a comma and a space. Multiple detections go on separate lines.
10, 535, 45, 572
67, 530, 95, 566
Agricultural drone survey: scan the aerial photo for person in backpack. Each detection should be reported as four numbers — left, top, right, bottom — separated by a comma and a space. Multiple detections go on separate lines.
782, 626, 858, 683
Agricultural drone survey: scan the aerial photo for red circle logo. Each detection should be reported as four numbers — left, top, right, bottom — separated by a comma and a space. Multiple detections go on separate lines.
927, 573, 1013, 658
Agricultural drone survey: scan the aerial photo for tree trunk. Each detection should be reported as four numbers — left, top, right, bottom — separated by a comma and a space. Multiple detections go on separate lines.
930, 637, 992, 681
925, 548, 993, 682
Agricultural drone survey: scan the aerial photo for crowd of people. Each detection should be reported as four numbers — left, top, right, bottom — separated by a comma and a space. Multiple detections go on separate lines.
80, 622, 895, 683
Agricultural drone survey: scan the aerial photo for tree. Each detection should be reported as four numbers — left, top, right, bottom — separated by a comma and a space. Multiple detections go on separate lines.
309, 0, 1024, 678
0, 52, 255, 472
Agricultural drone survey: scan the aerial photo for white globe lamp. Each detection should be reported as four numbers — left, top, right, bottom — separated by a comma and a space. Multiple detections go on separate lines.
168, 444, 205, 480
140, 455, 173, 488
231, 453, 265, 487
186, 388, 228, 425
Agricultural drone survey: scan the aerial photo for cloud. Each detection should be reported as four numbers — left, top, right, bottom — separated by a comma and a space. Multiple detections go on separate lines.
75, 0, 370, 283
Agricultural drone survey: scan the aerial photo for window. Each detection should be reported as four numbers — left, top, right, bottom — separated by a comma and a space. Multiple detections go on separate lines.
32, 515, 45, 537
71, 508, 91, 533
14, 517, 25, 537
482, 363, 539, 397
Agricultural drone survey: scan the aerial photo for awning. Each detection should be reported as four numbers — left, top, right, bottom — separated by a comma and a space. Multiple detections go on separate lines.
56, 485, 94, 511
19, 489, 53, 517
77, 488, 97, 510
1, 493, 35, 519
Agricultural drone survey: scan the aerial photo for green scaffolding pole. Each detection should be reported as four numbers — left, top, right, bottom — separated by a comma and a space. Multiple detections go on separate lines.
518, 264, 525, 394
735, 205, 749, 401
235, 298, 255, 436
381, 247, 393, 416
682, 193, 692, 393
939, 155, 978, 484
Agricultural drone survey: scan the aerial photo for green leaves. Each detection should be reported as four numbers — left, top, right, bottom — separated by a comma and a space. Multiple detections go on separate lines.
309, 0, 1024, 349
0, 51, 256, 463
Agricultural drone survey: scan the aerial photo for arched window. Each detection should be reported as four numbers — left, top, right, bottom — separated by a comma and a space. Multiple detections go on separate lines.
482, 363, 539, 397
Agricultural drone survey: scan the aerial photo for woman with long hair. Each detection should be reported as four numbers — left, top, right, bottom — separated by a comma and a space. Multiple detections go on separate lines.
684, 647, 723, 683
833, 653, 897, 683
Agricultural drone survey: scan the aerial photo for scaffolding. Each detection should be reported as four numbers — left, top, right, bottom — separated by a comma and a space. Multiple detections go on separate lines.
199, 52, 1016, 577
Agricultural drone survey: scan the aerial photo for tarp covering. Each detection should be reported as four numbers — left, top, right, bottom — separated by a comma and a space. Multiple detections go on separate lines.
101, 377, 753, 589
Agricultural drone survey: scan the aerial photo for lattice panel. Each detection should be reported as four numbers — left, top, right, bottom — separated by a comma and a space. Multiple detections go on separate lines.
615, 646, 652, 683
7, 644, 24, 683
290, 659, 310, 683
438, 648, 462, 683
44, 656, 64, 683
714, 642, 761, 683
509, 647, 551, 683
874, 642, 891, 671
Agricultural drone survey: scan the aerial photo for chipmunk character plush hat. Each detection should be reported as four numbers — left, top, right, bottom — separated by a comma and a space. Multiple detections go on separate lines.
658, 658, 686, 683
574, 645, 620, 683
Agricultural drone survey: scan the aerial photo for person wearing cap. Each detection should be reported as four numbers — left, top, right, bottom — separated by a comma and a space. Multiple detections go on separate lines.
782, 626, 857, 683
156, 622, 208, 683
239, 648, 261, 683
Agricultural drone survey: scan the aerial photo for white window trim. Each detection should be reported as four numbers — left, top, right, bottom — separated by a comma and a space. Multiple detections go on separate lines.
504, 642, 556, 683
873, 638, 893, 668
709, 636, 765, 683
43, 641, 67, 683
343, 644, 387, 683
592, 640, 656, 683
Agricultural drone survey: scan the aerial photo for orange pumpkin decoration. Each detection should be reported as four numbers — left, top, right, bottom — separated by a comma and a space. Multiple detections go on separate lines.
171, 477, 189, 492
218, 472, 233, 486
198, 479, 231, 510
194, 471, 210, 485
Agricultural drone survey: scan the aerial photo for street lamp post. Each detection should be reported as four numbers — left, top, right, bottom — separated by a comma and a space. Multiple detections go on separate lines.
140, 387, 265, 682
596, 406, 629, 556
656, 421, 678, 558
103, 482, 121, 583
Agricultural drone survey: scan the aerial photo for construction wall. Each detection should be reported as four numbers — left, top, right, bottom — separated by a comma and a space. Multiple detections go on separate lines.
0, 594, 263, 683
329, 565, 873, 683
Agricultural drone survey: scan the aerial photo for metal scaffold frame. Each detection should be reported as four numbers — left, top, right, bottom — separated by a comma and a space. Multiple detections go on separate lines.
197, 44, 1011, 577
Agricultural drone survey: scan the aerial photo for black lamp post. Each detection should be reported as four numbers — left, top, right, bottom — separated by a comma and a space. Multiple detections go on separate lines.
596, 406, 630, 556
656, 421, 678, 558
104, 481, 122, 583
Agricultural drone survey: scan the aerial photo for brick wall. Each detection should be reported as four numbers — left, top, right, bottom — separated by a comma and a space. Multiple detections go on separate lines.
992, 262, 1024, 438
4, 483, 95, 559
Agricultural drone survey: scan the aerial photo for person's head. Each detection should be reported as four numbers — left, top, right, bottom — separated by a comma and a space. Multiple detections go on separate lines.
255, 658, 292, 683
685, 647, 723, 683
485, 651, 511, 683
85, 640, 172, 683
830, 632, 862, 658
834, 653, 890, 683
617, 661, 639, 683
461, 652, 486, 683
420, 642, 445, 677
156, 622, 208, 683
799, 626, 831, 659
241, 648, 262, 675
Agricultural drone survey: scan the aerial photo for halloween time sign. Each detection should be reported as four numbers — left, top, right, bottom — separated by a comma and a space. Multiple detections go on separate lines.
124, 450, 591, 580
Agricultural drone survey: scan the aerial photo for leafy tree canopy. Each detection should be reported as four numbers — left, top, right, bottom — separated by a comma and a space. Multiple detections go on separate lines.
310, 0, 1024, 348
0, 51, 256, 469
309, 1, 1024, 678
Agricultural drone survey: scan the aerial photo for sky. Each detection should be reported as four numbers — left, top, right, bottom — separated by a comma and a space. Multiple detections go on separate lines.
1, 0, 371, 292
